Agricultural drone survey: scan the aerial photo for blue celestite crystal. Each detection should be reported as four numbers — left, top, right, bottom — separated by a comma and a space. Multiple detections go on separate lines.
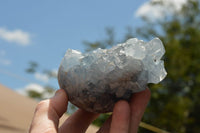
58, 38, 167, 113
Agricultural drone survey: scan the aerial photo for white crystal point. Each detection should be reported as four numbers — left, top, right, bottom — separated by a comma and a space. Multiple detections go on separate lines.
61, 49, 83, 72
58, 37, 167, 113
142, 38, 167, 83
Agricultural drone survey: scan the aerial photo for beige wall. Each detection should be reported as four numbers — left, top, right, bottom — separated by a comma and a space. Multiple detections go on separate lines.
0, 84, 98, 133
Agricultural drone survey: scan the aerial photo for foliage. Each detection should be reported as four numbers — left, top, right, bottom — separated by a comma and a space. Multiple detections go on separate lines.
26, 86, 55, 100
25, 61, 56, 100
83, 27, 115, 51
92, 114, 110, 127
27, 90, 42, 99
137, 0, 200, 132
26, 61, 38, 73
84, 0, 200, 132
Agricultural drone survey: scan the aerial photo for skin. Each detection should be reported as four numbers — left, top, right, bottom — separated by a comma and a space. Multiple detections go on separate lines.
29, 88, 150, 133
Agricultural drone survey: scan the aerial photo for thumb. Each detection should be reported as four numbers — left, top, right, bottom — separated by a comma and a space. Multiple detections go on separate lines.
50, 89, 68, 117
29, 89, 68, 133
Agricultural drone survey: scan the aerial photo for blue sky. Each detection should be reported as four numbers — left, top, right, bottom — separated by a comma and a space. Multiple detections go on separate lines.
0, 0, 186, 91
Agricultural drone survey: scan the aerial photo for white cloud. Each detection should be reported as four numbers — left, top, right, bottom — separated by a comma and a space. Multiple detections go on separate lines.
34, 72, 49, 83
0, 58, 11, 65
16, 83, 55, 99
0, 49, 11, 65
135, 0, 188, 20
25, 83, 45, 93
0, 27, 31, 45
52, 69, 58, 76
16, 83, 45, 96
49, 69, 58, 78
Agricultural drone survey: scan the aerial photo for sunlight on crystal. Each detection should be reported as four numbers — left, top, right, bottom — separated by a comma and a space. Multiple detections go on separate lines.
58, 37, 167, 113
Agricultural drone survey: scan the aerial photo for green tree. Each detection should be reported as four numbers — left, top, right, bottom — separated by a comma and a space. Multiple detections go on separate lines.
83, 0, 200, 132
136, 0, 200, 132
83, 27, 115, 51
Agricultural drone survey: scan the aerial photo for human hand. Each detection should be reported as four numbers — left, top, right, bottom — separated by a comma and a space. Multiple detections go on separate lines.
29, 88, 150, 133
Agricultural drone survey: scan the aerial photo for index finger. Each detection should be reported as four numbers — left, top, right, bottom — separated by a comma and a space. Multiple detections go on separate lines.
59, 109, 99, 133
129, 88, 151, 133
29, 89, 68, 133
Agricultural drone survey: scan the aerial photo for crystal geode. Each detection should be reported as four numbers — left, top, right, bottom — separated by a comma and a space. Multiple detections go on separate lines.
58, 38, 167, 113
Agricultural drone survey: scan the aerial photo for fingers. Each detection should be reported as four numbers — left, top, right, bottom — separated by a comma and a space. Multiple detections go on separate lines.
129, 88, 151, 133
29, 89, 68, 133
59, 109, 99, 133
96, 116, 112, 133
29, 88, 150, 133
50, 89, 68, 118
97, 89, 150, 133
97, 101, 130, 133
109, 101, 130, 133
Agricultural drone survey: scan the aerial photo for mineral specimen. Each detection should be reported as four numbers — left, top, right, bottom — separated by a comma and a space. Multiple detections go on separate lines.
58, 38, 167, 113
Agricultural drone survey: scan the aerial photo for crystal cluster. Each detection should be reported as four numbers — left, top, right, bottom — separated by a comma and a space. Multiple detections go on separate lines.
58, 38, 167, 113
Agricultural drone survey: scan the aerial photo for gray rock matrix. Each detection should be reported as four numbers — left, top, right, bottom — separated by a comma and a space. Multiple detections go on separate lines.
58, 38, 167, 113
